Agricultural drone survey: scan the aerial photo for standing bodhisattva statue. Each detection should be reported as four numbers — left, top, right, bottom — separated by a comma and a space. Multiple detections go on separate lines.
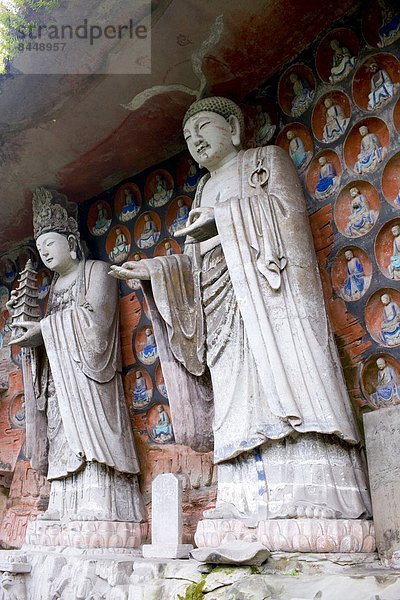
110, 97, 372, 551
8, 189, 145, 524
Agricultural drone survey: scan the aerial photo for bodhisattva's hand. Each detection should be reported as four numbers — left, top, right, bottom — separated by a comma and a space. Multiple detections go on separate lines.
9, 321, 43, 347
174, 207, 218, 242
108, 259, 151, 281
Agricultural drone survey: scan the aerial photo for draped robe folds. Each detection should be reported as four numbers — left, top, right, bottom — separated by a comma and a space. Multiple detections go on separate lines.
26, 260, 140, 480
144, 146, 361, 461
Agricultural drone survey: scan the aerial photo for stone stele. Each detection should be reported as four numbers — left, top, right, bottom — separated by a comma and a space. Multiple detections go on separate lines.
142, 473, 193, 559
364, 405, 400, 566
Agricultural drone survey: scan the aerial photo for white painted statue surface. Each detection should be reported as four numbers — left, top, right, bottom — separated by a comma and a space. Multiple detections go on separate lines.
8, 189, 145, 523
110, 97, 371, 522
322, 98, 349, 143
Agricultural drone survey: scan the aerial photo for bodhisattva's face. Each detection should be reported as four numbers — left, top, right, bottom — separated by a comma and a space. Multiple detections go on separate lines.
36, 232, 73, 274
183, 111, 239, 171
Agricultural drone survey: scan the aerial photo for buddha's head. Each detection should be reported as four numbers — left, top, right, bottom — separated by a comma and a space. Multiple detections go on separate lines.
330, 39, 340, 51
324, 97, 333, 109
359, 125, 369, 137
392, 225, 400, 237
376, 357, 387, 370
344, 250, 354, 261
381, 293, 391, 306
183, 97, 244, 171
369, 62, 378, 73
286, 130, 295, 140
350, 187, 360, 199
318, 156, 327, 167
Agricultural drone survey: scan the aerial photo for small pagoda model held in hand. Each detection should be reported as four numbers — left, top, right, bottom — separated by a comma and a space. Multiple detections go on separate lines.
9, 259, 40, 343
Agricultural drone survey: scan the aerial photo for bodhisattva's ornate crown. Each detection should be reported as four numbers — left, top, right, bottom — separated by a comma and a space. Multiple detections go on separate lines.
32, 187, 80, 240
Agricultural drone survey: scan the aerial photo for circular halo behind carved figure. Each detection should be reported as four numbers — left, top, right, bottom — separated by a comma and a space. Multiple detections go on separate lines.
135, 324, 158, 366
276, 123, 314, 174
144, 169, 174, 208
106, 225, 131, 264
352, 53, 400, 112
147, 403, 174, 444
153, 238, 181, 257
37, 268, 52, 300
305, 149, 341, 201
155, 362, 168, 398
365, 288, 400, 347
394, 97, 400, 133
331, 246, 372, 302
124, 367, 153, 411
362, 0, 400, 49
375, 219, 400, 280
246, 99, 278, 147
278, 64, 316, 117
382, 152, 400, 209
166, 195, 192, 237
8, 392, 26, 428
18, 246, 39, 271
311, 91, 351, 144
176, 154, 203, 193
87, 200, 112, 237
134, 211, 161, 250
344, 117, 389, 175
114, 183, 142, 223
0, 256, 17, 284
315, 27, 359, 84
334, 181, 380, 239
360, 353, 400, 410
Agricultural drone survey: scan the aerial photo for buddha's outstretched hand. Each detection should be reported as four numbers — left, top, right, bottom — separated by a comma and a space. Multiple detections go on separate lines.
9, 321, 43, 347
175, 207, 218, 242
108, 259, 151, 281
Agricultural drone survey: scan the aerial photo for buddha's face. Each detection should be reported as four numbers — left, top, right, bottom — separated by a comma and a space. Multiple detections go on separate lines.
183, 111, 239, 170
318, 157, 326, 166
287, 130, 295, 140
324, 98, 333, 109
381, 294, 391, 305
36, 232, 74, 274
392, 226, 400, 237
344, 250, 353, 260
359, 126, 368, 137
350, 188, 359, 199
377, 358, 386, 370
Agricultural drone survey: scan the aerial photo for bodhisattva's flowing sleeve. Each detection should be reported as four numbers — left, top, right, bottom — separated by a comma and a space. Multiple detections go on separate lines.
141, 253, 214, 453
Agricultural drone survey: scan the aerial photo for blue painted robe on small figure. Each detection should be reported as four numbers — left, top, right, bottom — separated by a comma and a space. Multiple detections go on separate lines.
141, 329, 158, 361
329, 41, 356, 83
371, 361, 400, 406
152, 407, 173, 441
170, 202, 190, 235
290, 74, 315, 117
138, 217, 160, 249
108, 230, 129, 262
120, 190, 139, 222
322, 102, 349, 143
388, 230, 400, 280
288, 135, 309, 171
132, 372, 150, 408
355, 129, 386, 175
381, 297, 400, 346
345, 193, 376, 238
315, 159, 338, 200
343, 255, 365, 300
367, 66, 396, 111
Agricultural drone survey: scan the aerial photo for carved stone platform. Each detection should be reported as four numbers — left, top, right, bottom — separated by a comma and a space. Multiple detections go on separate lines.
24, 519, 148, 550
195, 518, 376, 553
